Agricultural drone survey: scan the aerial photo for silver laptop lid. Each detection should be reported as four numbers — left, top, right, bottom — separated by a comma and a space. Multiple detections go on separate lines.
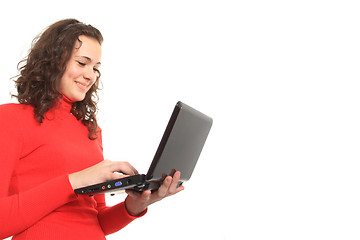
146, 101, 213, 182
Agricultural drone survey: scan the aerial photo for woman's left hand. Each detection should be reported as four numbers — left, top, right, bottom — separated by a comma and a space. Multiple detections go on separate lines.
124, 171, 185, 216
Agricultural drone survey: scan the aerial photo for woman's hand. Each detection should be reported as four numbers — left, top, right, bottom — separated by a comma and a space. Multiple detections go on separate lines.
124, 171, 185, 216
68, 160, 138, 190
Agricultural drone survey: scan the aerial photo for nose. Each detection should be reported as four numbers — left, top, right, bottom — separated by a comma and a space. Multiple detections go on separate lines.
83, 66, 97, 83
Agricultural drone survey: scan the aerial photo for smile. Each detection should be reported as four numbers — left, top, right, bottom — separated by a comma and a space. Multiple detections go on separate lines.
75, 81, 88, 91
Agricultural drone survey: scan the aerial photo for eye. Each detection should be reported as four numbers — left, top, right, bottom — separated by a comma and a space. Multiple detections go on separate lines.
77, 61, 86, 66
94, 68, 100, 77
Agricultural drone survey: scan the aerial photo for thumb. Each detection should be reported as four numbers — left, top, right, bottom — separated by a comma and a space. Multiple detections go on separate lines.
111, 172, 129, 180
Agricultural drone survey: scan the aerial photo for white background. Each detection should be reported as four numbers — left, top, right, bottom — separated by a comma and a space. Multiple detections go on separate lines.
1, 1, 360, 239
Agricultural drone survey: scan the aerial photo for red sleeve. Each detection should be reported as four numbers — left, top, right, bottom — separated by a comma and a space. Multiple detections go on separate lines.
95, 194, 147, 235
0, 105, 78, 239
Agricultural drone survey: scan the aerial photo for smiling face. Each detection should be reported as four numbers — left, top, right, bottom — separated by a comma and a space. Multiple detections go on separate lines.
58, 35, 102, 102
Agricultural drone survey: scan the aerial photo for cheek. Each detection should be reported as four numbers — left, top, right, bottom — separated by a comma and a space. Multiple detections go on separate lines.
65, 64, 82, 79
58, 74, 70, 91
60, 66, 81, 85
58, 71, 73, 91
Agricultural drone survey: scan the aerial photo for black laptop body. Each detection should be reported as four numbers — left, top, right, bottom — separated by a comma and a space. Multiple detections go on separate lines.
74, 101, 213, 196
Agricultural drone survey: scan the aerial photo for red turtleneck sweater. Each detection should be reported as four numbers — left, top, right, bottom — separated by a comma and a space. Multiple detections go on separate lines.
0, 97, 145, 240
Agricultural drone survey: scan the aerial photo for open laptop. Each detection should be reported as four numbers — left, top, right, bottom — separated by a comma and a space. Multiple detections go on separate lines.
75, 101, 213, 196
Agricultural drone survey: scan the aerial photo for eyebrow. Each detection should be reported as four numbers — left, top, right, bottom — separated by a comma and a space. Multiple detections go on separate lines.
76, 55, 101, 65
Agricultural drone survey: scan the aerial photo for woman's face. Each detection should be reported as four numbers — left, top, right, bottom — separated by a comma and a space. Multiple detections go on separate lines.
58, 35, 102, 102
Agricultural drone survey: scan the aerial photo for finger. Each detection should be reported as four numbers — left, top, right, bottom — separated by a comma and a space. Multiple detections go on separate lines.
168, 171, 181, 195
156, 176, 172, 198
111, 172, 130, 180
112, 161, 138, 175
176, 185, 185, 193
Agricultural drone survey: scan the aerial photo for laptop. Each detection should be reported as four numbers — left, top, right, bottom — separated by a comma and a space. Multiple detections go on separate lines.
75, 101, 213, 196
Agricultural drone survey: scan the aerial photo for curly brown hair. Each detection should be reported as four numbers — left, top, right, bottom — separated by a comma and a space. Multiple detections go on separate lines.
13, 19, 103, 140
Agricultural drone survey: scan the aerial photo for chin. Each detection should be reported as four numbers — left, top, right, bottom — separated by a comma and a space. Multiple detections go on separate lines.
74, 96, 87, 102
65, 92, 87, 102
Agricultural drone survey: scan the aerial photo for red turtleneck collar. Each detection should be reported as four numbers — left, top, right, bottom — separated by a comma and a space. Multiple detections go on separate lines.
58, 94, 74, 113
46, 94, 74, 119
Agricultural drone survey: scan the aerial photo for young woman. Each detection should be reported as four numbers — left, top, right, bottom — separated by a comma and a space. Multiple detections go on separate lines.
0, 18, 184, 240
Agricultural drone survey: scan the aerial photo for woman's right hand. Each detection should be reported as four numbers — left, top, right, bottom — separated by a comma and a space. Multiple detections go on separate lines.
68, 160, 138, 190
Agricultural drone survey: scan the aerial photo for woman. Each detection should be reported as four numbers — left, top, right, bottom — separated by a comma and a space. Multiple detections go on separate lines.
0, 19, 184, 239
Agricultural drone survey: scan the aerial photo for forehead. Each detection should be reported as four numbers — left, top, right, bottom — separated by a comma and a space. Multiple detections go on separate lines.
73, 35, 102, 62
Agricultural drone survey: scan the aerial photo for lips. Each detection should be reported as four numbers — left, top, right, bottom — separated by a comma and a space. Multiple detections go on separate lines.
75, 81, 88, 91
